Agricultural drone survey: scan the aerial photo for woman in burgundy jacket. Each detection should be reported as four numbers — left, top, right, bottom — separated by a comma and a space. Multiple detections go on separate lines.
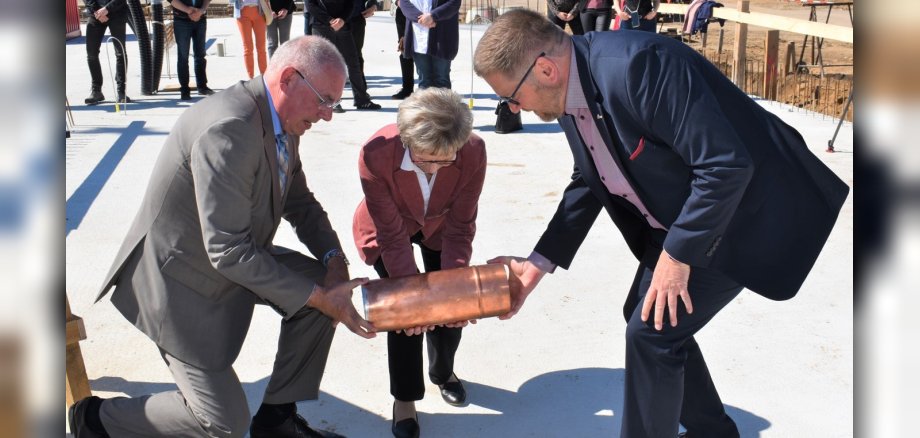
353, 88, 486, 438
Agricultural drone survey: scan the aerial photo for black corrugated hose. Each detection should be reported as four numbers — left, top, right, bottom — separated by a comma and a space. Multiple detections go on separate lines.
151, 1, 165, 92
126, 0, 155, 94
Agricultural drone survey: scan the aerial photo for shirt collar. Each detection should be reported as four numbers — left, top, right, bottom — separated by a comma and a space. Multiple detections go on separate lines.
564, 42, 590, 115
262, 77, 285, 138
400, 147, 422, 172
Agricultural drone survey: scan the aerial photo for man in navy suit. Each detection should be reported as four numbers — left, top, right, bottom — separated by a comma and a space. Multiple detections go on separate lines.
474, 9, 848, 438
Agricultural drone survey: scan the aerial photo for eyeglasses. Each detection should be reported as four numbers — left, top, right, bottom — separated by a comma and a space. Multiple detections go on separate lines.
498, 51, 546, 107
294, 69, 341, 110
407, 148, 456, 166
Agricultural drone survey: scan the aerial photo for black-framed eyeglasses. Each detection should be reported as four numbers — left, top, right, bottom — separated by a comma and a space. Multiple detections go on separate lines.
294, 69, 341, 110
499, 51, 546, 107
407, 146, 456, 166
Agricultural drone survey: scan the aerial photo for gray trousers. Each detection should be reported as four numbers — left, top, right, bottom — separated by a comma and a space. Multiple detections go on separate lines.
99, 253, 335, 438
266, 12, 293, 58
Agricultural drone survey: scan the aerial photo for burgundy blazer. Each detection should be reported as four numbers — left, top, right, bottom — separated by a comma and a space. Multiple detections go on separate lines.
353, 124, 487, 277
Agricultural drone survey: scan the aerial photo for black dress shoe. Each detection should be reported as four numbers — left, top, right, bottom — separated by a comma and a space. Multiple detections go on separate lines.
438, 374, 467, 406
197, 87, 216, 96
116, 93, 132, 103
250, 413, 345, 438
68, 396, 108, 438
391, 89, 413, 99
391, 402, 419, 438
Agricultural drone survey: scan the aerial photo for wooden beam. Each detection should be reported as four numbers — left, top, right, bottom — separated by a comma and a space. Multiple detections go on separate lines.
658, 2, 853, 43
732, 1, 750, 88
764, 30, 780, 100
65, 294, 92, 406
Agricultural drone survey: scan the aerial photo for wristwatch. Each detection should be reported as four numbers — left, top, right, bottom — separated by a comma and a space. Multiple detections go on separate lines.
323, 249, 350, 267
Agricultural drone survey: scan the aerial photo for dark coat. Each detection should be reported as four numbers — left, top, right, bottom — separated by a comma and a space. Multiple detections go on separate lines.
536, 31, 849, 300
399, 0, 461, 61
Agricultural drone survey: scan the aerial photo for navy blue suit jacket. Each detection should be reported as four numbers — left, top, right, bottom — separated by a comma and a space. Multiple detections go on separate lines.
535, 31, 849, 300
399, 0, 461, 61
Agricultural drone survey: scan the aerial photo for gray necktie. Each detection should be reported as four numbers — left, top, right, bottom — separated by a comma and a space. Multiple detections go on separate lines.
275, 133, 289, 196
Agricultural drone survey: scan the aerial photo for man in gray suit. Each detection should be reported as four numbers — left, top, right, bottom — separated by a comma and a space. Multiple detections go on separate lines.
68, 36, 376, 438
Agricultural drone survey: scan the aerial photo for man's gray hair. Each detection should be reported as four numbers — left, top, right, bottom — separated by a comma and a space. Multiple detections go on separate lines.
473, 9, 569, 80
266, 36, 347, 78
397, 88, 473, 156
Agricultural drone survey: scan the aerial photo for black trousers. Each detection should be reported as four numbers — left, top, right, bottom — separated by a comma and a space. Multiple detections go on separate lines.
85, 15, 128, 91
621, 263, 742, 438
579, 7, 612, 32
350, 16, 366, 72
394, 7, 414, 92
313, 24, 371, 103
548, 10, 584, 35
372, 232, 462, 402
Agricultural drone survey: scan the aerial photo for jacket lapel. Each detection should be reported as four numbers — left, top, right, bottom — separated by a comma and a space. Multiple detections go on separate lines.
427, 161, 460, 216
394, 170, 425, 225
246, 78, 284, 225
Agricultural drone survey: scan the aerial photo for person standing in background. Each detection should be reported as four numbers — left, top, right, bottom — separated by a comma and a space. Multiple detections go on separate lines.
309, 0, 382, 111
391, 0, 415, 99
615, 0, 659, 32
169, 0, 216, 100
399, 0, 460, 89
547, 0, 585, 35
83, 0, 131, 104
267, 0, 296, 58
303, 0, 313, 34
233, 0, 270, 78
349, 0, 378, 72
580, 0, 612, 32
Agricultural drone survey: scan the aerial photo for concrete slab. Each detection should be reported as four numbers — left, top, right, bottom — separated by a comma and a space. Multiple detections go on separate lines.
66, 12, 852, 437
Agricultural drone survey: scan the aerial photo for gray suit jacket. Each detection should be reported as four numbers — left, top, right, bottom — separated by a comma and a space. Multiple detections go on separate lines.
97, 78, 343, 370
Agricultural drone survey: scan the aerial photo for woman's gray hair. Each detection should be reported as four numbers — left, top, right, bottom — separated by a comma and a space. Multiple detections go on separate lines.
266, 36, 346, 78
397, 88, 473, 156
473, 9, 568, 80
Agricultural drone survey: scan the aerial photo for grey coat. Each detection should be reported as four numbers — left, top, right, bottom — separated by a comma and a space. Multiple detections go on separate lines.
97, 78, 343, 370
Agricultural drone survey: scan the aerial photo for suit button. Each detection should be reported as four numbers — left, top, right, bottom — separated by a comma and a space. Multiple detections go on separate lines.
622, 194, 628, 198
579, 115, 585, 120
601, 176, 605, 181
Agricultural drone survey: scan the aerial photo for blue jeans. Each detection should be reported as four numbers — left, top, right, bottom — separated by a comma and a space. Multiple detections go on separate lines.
173, 17, 209, 92
413, 53, 451, 89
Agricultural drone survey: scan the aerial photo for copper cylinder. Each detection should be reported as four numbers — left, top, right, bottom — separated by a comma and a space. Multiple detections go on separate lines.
362, 264, 511, 332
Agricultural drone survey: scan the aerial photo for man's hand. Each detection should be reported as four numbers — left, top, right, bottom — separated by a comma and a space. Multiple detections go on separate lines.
487, 256, 545, 320
330, 18, 345, 31
564, 11, 576, 21
307, 278, 377, 338
362, 4, 376, 18
617, 10, 630, 20
189, 7, 204, 21
397, 37, 405, 53
643, 10, 657, 20
324, 257, 350, 288
277, 8, 288, 19
641, 250, 693, 330
556, 11, 568, 20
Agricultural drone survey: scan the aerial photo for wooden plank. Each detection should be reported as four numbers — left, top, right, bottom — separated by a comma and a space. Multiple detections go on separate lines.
65, 293, 92, 407
658, 2, 853, 43
66, 316, 87, 345
66, 342, 92, 406
764, 30, 780, 100
732, 1, 749, 88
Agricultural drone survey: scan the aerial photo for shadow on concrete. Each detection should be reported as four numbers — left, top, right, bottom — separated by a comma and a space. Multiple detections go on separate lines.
66, 120, 146, 237
475, 121, 562, 134
90, 367, 769, 437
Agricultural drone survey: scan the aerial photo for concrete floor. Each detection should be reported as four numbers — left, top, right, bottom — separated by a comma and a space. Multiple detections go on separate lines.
66, 12, 853, 437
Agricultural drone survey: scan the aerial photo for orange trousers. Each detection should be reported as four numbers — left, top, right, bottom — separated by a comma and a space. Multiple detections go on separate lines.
236, 5, 267, 78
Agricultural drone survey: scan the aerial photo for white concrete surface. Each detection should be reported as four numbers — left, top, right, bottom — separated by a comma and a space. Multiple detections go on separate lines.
66, 12, 853, 437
